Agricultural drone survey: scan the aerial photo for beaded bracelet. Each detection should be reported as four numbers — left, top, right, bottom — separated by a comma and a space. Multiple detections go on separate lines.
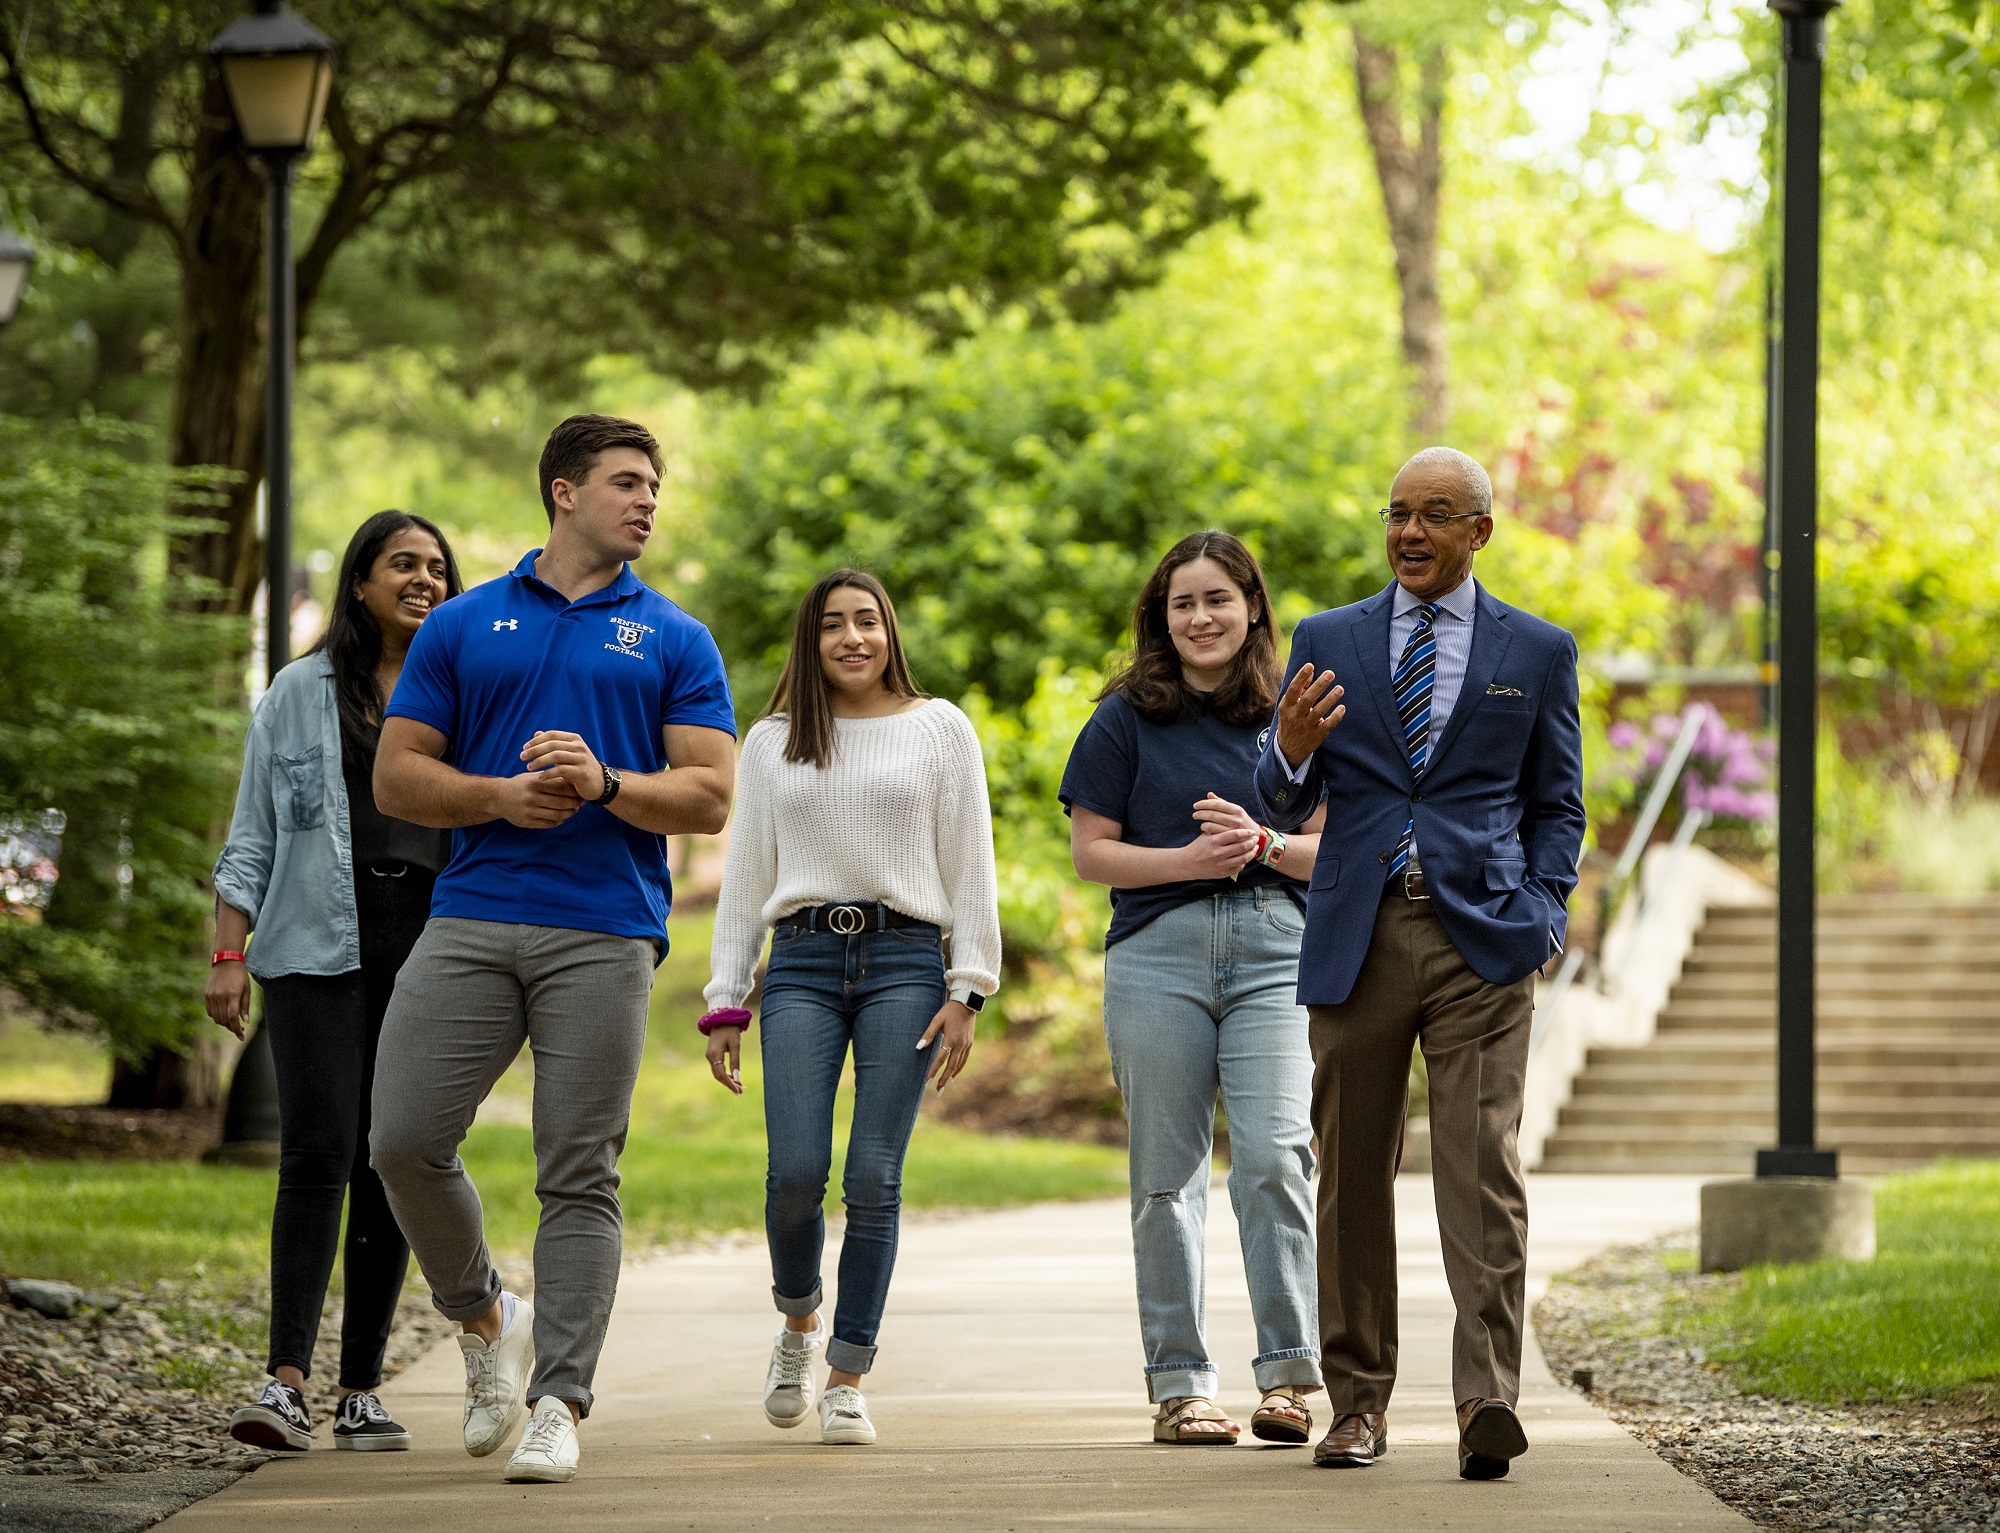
697, 1007, 753, 1036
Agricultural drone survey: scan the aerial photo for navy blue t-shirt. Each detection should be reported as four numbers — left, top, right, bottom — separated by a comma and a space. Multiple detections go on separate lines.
385, 549, 737, 949
1059, 690, 1306, 947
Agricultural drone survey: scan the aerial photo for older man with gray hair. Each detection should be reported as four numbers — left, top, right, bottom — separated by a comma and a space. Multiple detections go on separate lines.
1253, 446, 1585, 1480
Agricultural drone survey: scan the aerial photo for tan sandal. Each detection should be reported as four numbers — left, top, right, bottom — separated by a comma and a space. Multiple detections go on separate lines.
1154, 1396, 1240, 1444
1251, 1390, 1313, 1445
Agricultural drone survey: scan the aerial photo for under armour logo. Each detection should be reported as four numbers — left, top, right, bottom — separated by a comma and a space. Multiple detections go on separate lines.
493, 619, 518, 631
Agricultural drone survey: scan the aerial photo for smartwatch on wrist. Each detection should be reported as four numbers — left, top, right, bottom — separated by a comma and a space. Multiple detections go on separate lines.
595, 765, 622, 807
948, 985, 986, 1013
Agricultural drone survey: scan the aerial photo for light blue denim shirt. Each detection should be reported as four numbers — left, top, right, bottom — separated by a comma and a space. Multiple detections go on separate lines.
211, 652, 361, 979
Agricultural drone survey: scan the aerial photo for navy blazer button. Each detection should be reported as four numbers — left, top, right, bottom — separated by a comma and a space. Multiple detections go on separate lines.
1411, 792, 1423, 803
1378, 851, 1389, 864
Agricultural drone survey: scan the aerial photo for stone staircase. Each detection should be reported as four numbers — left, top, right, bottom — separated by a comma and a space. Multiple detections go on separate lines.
1537, 894, 2000, 1174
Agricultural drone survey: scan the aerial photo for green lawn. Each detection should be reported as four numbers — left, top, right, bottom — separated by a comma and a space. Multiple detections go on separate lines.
1670, 1160, 2000, 1404
0, 907, 1126, 1290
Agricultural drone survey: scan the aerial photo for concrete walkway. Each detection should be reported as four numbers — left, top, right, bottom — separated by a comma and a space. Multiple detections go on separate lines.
167, 1175, 1746, 1531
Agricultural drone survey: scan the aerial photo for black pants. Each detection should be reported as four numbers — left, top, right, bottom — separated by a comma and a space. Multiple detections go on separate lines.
261, 867, 433, 1387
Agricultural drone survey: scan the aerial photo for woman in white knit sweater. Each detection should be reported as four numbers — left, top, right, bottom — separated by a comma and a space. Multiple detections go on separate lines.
701, 568, 1000, 1447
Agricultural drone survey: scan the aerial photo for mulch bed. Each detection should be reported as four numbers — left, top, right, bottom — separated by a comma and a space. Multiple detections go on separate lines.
0, 1277, 464, 1484
0, 1105, 222, 1162
1533, 1234, 2000, 1531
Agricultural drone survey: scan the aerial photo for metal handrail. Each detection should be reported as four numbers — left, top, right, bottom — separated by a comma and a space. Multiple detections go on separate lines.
1530, 703, 1712, 1054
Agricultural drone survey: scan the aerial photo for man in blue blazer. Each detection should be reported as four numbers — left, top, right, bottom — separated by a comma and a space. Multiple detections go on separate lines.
1254, 447, 1584, 1480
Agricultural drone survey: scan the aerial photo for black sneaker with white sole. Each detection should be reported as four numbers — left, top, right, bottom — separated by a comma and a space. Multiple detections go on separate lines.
333, 1390, 413, 1451
229, 1380, 313, 1451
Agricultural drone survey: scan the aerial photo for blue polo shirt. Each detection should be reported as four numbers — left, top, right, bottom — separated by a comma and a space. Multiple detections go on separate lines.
385, 549, 736, 948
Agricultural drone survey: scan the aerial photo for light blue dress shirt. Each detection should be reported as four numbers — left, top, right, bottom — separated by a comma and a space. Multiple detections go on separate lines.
1390, 575, 1478, 764
1286, 576, 1479, 866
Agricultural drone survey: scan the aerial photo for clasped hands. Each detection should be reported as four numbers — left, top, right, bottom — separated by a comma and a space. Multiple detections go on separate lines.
495, 730, 606, 829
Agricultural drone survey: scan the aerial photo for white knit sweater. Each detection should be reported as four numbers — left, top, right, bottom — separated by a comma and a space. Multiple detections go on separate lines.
704, 699, 1002, 1010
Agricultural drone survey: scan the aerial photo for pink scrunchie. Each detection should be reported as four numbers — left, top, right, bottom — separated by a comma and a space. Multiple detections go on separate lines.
697, 1007, 753, 1035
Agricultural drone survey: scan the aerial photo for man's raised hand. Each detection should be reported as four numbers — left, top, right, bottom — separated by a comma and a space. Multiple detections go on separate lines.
1276, 664, 1346, 768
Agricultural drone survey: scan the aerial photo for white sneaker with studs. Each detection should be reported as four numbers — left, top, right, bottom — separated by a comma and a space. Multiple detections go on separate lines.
763, 1327, 822, 1428
819, 1384, 877, 1446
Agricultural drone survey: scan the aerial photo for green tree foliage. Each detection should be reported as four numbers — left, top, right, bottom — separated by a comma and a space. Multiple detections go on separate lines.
0, 0, 1309, 608
693, 9, 1682, 722
0, 417, 239, 1061
1699, 0, 2000, 709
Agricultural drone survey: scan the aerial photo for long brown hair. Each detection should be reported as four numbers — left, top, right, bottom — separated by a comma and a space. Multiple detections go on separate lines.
310, 510, 464, 769
1099, 530, 1279, 726
762, 569, 926, 768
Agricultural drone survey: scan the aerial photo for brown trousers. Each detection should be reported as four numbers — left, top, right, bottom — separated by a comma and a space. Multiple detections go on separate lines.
1308, 889, 1533, 1414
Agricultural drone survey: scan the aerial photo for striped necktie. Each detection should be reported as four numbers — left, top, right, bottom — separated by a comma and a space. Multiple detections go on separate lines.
1388, 602, 1440, 878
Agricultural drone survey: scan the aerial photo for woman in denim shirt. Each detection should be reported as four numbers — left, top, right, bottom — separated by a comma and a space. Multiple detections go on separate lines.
207, 511, 462, 1454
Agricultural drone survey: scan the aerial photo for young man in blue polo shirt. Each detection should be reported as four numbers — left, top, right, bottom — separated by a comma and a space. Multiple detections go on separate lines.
369, 414, 737, 1485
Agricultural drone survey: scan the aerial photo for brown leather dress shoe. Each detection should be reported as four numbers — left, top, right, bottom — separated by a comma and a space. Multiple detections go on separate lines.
1312, 1412, 1387, 1467
1456, 1398, 1528, 1480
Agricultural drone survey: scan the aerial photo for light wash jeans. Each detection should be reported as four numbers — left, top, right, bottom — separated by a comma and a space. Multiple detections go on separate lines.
1103, 886, 1321, 1404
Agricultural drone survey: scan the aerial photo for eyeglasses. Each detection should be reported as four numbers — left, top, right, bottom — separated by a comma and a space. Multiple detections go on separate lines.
1378, 508, 1485, 529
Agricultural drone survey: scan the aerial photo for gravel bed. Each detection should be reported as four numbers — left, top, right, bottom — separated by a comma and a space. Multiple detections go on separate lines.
1534, 1233, 2000, 1531
0, 1274, 468, 1484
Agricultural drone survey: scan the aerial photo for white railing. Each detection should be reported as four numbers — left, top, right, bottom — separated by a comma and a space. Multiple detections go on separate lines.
1530, 704, 1712, 1056
1518, 705, 1773, 1168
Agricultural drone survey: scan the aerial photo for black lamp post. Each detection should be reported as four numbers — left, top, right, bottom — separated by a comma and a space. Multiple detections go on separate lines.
0, 228, 34, 329
207, 1, 334, 1162
1760, 0, 1840, 1182
209, 0, 334, 681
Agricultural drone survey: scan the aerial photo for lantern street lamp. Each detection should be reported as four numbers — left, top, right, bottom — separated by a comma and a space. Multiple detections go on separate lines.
206, 1, 333, 1165
0, 228, 34, 329
209, 0, 334, 682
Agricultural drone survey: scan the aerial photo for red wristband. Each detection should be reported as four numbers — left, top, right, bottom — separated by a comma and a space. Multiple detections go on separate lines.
212, 950, 248, 966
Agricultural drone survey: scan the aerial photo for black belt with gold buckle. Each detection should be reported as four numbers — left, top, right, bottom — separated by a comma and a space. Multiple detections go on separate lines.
1401, 869, 1430, 900
779, 902, 933, 936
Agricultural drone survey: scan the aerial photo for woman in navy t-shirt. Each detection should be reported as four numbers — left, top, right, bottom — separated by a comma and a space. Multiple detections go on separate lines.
1060, 530, 1325, 1448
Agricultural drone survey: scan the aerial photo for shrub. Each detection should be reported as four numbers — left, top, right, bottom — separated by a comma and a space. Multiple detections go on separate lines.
0, 415, 241, 1063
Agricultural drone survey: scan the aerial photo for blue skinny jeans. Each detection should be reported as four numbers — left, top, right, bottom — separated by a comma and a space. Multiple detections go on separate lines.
759, 917, 944, 1375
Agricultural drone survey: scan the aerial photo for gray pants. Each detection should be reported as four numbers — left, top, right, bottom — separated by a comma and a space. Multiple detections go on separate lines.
369, 917, 655, 1416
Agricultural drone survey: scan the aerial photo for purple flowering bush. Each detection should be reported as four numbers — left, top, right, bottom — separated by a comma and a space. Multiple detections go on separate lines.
1604, 708, 1776, 833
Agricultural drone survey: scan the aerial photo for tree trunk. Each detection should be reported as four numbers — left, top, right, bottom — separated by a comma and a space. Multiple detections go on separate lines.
1352, 26, 1450, 439
168, 70, 268, 615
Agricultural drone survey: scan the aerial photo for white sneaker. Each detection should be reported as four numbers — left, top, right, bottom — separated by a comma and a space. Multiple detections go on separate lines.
763, 1328, 822, 1428
503, 1396, 579, 1484
819, 1384, 877, 1446
459, 1292, 534, 1458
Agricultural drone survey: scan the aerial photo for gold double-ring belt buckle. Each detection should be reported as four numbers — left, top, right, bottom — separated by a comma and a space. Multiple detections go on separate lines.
826, 904, 868, 935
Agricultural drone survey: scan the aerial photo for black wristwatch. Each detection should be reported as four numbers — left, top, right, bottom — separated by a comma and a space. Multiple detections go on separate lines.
595, 765, 622, 807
